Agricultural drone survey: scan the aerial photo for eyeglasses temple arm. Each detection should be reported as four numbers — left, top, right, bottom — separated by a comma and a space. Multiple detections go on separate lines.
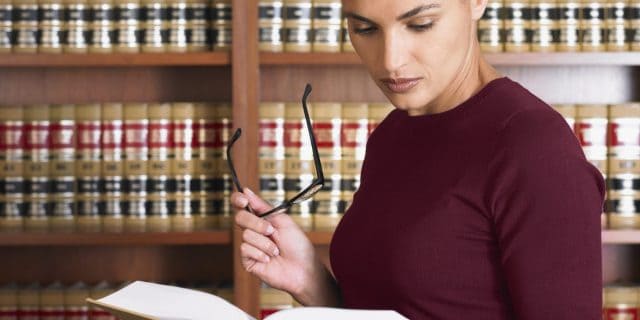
227, 128, 255, 214
302, 83, 325, 181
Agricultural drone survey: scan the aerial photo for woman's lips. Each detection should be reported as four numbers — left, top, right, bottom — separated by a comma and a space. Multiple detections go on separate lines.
380, 78, 422, 94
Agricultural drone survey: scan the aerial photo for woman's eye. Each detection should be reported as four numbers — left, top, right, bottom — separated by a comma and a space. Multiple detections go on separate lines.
409, 23, 434, 32
353, 26, 377, 35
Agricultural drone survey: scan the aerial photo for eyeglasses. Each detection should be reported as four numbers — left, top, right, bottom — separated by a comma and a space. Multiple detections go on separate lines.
226, 83, 324, 218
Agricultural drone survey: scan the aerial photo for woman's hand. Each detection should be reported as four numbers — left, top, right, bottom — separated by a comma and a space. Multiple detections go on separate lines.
232, 188, 320, 300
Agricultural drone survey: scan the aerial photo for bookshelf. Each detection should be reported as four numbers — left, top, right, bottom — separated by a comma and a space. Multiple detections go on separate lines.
2, 0, 640, 317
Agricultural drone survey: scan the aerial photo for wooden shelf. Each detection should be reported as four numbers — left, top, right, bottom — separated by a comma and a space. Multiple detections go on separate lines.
0, 230, 231, 246
307, 231, 333, 245
0, 52, 231, 67
261, 52, 640, 66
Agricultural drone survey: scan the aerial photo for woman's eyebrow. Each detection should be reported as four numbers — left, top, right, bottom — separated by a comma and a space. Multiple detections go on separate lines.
344, 3, 441, 24
396, 3, 441, 21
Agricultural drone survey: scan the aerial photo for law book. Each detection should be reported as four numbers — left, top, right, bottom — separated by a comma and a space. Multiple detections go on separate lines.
13, 0, 39, 53
557, 0, 581, 52
88, 0, 115, 53
40, 282, 65, 320
530, 0, 558, 52
64, 282, 90, 320
86, 281, 408, 320
123, 103, 149, 232
39, 0, 65, 53
170, 102, 195, 232
49, 104, 76, 233
478, 0, 504, 53
581, 0, 606, 52
340, 17, 353, 52
258, 0, 284, 52
214, 102, 232, 229
211, 0, 231, 51
631, 1, 640, 51
17, 283, 40, 320
186, 0, 208, 52
0, 105, 25, 232
606, 0, 629, 51
101, 103, 125, 232
167, 0, 188, 52
192, 103, 217, 230
0, 283, 18, 319
258, 102, 286, 208
75, 103, 102, 233
504, 0, 532, 52
0, 0, 11, 52
24, 104, 51, 233
147, 103, 172, 232
89, 282, 117, 320
114, 0, 141, 53
141, 0, 167, 53
64, 0, 90, 53
283, 0, 311, 52
284, 102, 313, 230
311, 102, 342, 231
311, 0, 341, 53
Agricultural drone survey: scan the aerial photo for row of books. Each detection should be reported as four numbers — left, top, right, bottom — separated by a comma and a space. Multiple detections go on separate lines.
0, 0, 231, 53
603, 285, 640, 318
0, 281, 234, 320
258, 102, 394, 231
258, 0, 353, 52
553, 103, 640, 229
480, 0, 640, 52
0, 102, 234, 233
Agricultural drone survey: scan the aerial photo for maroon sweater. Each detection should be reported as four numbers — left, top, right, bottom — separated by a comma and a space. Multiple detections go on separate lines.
330, 77, 605, 319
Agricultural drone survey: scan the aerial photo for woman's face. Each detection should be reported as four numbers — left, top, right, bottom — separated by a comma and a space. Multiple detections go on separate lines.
343, 0, 486, 115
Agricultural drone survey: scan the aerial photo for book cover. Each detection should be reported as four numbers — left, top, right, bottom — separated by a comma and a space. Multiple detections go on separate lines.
75, 103, 102, 232
86, 281, 408, 320
258, 0, 284, 52
211, 0, 231, 51
186, 0, 209, 52
0, 105, 25, 232
283, 0, 311, 52
39, 0, 65, 53
147, 103, 172, 232
284, 102, 313, 230
193, 103, 218, 230
88, 0, 115, 53
13, 0, 38, 53
101, 103, 125, 232
171, 102, 195, 232
258, 102, 286, 208
123, 103, 149, 232
24, 104, 51, 232
311, 0, 341, 53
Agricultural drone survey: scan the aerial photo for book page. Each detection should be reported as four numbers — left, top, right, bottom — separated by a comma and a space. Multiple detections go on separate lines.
265, 307, 408, 320
87, 281, 254, 320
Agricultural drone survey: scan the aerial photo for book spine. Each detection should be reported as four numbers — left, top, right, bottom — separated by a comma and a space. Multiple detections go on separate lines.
606, 0, 629, 51
341, 17, 353, 52
193, 103, 217, 230
311, 0, 340, 52
0, 285, 18, 320
123, 103, 148, 232
0, 0, 11, 52
479, 0, 504, 53
283, 0, 311, 52
581, 0, 606, 51
38, 0, 65, 53
88, 282, 116, 320
147, 103, 172, 232
0, 105, 25, 232
141, 0, 167, 52
530, 0, 559, 52
258, 103, 286, 208
40, 284, 64, 320
258, 0, 283, 52
557, 0, 581, 51
210, 0, 230, 51
49, 104, 76, 233
607, 103, 640, 229
284, 102, 313, 230
167, 0, 187, 52
171, 102, 195, 232
13, 0, 39, 53
75, 103, 102, 233
88, 0, 115, 53
63, 283, 89, 320
17, 285, 39, 320
64, 0, 90, 52
340, 103, 367, 214
186, 0, 208, 51
214, 102, 232, 229
603, 286, 640, 319
114, 0, 141, 52
24, 105, 51, 232
504, 0, 532, 52
101, 103, 124, 232
631, 0, 640, 50
311, 102, 342, 231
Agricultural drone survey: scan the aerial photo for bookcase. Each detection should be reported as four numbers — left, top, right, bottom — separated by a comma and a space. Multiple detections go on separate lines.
2, 0, 640, 318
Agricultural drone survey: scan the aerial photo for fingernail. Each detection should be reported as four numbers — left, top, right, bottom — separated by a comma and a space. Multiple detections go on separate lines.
273, 248, 279, 256
245, 188, 256, 196
266, 224, 275, 235
239, 197, 248, 207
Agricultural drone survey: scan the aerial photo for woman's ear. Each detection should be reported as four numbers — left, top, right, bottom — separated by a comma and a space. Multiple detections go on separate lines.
469, 0, 489, 21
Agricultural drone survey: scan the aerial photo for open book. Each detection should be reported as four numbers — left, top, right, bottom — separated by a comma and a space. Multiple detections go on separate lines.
86, 281, 408, 320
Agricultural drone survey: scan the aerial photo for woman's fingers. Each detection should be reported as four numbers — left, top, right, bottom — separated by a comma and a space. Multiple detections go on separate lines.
243, 229, 280, 257
240, 243, 271, 264
244, 188, 275, 213
235, 210, 275, 236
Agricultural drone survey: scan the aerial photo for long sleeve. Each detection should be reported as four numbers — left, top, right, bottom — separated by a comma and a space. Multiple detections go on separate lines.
488, 108, 606, 319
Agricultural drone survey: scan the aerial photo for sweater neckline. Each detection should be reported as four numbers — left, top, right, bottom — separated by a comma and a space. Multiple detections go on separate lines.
397, 77, 510, 123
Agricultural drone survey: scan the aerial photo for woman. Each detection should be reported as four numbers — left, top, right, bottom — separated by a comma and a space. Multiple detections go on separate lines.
232, 0, 605, 318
